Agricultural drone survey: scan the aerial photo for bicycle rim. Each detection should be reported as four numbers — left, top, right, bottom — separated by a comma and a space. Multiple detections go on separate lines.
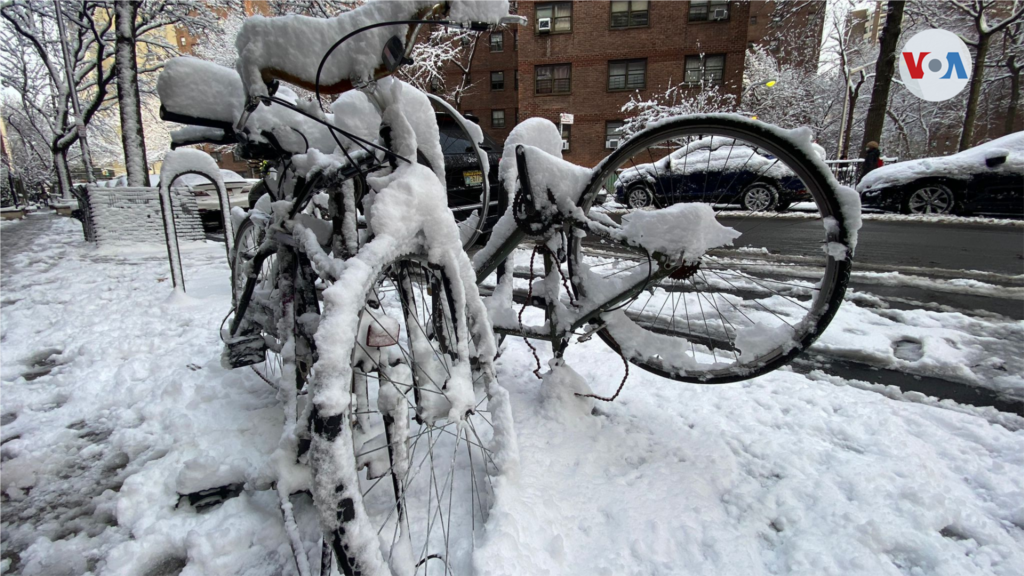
232, 217, 285, 382
345, 258, 499, 575
570, 116, 852, 384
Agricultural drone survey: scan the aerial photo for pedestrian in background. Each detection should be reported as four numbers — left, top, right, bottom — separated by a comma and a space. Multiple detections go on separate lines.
859, 141, 882, 183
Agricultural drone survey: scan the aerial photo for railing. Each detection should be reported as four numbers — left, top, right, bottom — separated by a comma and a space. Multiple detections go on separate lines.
824, 157, 898, 188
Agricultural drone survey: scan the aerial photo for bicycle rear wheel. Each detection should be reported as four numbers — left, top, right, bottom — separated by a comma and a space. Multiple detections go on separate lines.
569, 116, 854, 384
231, 215, 286, 381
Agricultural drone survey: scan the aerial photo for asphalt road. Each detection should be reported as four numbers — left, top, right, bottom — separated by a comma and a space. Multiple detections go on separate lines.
717, 215, 1024, 277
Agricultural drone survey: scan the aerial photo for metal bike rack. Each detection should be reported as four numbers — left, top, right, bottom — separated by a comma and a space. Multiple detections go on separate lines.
158, 150, 235, 292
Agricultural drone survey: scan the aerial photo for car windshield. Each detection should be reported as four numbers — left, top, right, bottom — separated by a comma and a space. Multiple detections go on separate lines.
437, 114, 500, 155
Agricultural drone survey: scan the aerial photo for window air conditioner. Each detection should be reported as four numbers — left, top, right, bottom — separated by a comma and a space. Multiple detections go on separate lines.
606, 139, 620, 149
712, 8, 728, 20
538, 18, 552, 32
562, 140, 570, 150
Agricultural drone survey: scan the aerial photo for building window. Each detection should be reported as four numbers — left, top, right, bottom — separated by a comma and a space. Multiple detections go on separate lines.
514, 29, 518, 50
179, 36, 186, 47
605, 121, 624, 148
514, 70, 519, 90
684, 54, 725, 85
515, 108, 519, 124
536, 2, 572, 33
561, 124, 571, 151
535, 63, 571, 94
211, 152, 222, 162
749, 15, 757, 25
492, 110, 505, 128
610, 1, 649, 28
689, 0, 729, 22
490, 32, 504, 52
608, 59, 646, 91
232, 150, 243, 162
491, 71, 505, 91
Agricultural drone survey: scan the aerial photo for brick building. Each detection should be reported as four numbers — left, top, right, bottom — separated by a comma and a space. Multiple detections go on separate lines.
448, 1, 752, 167
449, 26, 522, 144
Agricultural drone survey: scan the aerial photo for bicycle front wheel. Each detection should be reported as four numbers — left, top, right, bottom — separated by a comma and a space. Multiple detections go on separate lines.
569, 115, 855, 384
314, 256, 509, 576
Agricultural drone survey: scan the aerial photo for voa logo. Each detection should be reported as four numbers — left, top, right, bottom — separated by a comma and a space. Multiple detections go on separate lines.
898, 29, 972, 102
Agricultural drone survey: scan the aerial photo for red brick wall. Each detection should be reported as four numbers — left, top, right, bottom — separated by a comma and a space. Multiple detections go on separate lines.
444, 29, 521, 143
516, 0, 750, 167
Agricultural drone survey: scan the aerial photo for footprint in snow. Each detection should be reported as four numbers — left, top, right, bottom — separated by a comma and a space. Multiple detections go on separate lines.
892, 338, 924, 362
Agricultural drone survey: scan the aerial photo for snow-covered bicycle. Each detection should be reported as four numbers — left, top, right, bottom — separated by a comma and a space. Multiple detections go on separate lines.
157, 2, 859, 574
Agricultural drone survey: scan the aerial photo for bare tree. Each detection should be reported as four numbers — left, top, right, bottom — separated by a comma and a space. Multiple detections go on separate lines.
998, 21, 1024, 134
1, 1, 117, 196
861, 1, 906, 155
923, 1, 1024, 150
620, 80, 737, 138
399, 27, 483, 109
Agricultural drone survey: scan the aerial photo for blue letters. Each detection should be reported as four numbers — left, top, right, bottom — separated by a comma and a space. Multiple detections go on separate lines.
940, 53, 968, 79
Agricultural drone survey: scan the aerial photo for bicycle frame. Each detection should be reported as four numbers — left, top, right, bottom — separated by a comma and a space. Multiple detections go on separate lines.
469, 149, 681, 353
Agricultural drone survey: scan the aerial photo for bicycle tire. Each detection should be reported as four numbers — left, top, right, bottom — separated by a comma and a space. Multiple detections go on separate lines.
231, 215, 290, 381
310, 255, 510, 576
569, 115, 853, 384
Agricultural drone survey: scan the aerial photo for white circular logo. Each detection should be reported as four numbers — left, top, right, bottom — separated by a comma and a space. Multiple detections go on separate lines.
898, 29, 972, 102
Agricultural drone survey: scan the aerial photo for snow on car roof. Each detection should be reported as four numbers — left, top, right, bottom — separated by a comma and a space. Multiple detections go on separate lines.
618, 136, 794, 182
858, 132, 1024, 193
173, 170, 245, 188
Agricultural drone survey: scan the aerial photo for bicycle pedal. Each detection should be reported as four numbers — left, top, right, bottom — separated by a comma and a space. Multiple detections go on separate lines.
221, 335, 267, 369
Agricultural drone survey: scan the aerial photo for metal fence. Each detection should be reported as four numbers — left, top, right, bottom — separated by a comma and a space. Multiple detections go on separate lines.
73, 185, 205, 244
824, 158, 899, 188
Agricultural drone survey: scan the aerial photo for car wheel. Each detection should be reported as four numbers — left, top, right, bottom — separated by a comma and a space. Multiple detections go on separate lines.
627, 186, 655, 209
903, 184, 955, 215
741, 183, 779, 212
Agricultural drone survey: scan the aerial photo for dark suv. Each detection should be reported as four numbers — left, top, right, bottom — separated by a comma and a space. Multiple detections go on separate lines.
436, 112, 503, 235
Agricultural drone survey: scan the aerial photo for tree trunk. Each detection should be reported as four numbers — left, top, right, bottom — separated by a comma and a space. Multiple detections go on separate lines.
841, 77, 864, 159
861, 1, 905, 155
114, 1, 149, 186
959, 33, 990, 151
1006, 62, 1021, 135
53, 147, 71, 199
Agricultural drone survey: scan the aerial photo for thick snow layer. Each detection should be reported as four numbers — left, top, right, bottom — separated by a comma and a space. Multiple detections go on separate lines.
3, 217, 1023, 576
157, 57, 245, 125
235, 0, 511, 101
858, 132, 1024, 193
619, 137, 796, 186
619, 203, 741, 261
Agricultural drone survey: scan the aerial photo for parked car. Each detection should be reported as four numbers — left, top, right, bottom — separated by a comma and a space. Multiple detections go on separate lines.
857, 133, 1024, 216
613, 137, 812, 211
435, 111, 503, 236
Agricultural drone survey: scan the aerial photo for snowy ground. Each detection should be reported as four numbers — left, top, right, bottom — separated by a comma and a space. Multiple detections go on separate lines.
2, 214, 1024, 575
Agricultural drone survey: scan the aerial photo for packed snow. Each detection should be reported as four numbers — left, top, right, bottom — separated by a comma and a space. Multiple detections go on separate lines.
3, 213, 1023, 576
